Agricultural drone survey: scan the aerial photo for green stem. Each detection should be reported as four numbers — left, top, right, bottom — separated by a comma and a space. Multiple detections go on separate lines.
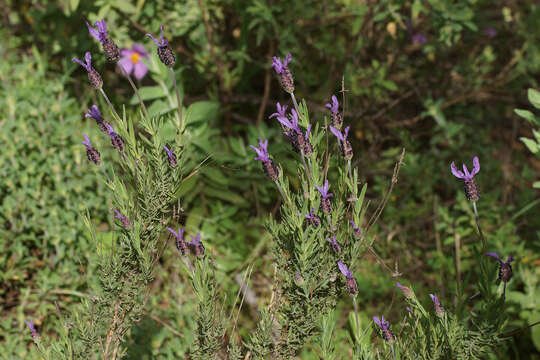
472, 201, 486, 249
99, 88, 121, 121
274, 180, 289, 204
119, 65, 150, 121
170, 67, 183, 131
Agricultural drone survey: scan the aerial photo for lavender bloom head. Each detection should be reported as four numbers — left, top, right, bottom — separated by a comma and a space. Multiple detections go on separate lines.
276, 109, 300, 133
82, 134, 101, 165
162, 145, 177, 167
72, 52, 103, 89
485, 252, 514, 283
316, 180, 333, 214
305, 208, 321, 227
329, 125, 350, 143
85, 105, 109, 133
188, 233, 205, 258
168, 227, 188, 255
327, 235, 342, 253
87, 19, 119, 62
269, 102, 288, 121
373, 315, 395, 343
338, 261, 358, 297
429, 293, 445, 317
146, 24, 175, 67
330, 125, 353, 160
450, 156, 480, 201
114, 209, 131, 229
250, 138, 279, 181
119, 44, 149, 80
325, 95, 343, 129
272, 53, 294, 93
24, 319, 39, 340
295, 270, 304, 285
350, 220, 362, 238
105, 123, 125, 152
395, 282, 414, 299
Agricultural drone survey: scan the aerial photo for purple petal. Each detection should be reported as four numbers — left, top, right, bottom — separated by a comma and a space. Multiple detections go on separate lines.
132, 43, 149, 57
462, 164, 471, 179
507, 255, 514, 263
84, 52, 92, 67
118, 56, 134, 75
329, 126, 344, 142
343, 126, 350, 140
450, 162, 465, 179
305, 124, 311, 140
167, 227, 177, 237
72, 57, 88, 70
146, 33, 161, 47
86, 21, 100, 41
485, 252, 502, 263
95, 20, 107, 34
284, 53, 292, 66
429, 293, 438, 303
133, 61, 148, 80
373, 316, 381, 327
337, 261, 351, 277
471, 156, 480, 176
82, 134, 91, 147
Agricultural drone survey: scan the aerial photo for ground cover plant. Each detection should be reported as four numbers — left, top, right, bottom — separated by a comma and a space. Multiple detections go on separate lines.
1, 1, 539, 359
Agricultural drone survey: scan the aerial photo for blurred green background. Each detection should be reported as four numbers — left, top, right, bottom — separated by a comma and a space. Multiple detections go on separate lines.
1, 0, 539, 358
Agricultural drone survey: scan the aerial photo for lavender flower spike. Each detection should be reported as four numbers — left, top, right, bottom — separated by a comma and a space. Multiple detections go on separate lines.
72, 52, 103, 89
337, 261, 359, 297
162, 145, 178, 167
325, 95, 343, 129
395, 282, 414, 299
485, 252, 514, 283
114, 209, 131, 229
305, 208, 321, 227
146, 24, 175, 67
24, 319, 39, 340
429, 293, 445, 317
350, 220, 361, 238
87, 19, 120, 62
373, 315, 395, 343
168, 227, 188, 255
105, 123, 125, 153
315, 180, 333, 214
327, 235, 342, 253
272, 53, 294, 93
450, 156, 480, 201
82, 134, 101, 165
330, 125, 353, 160
269, 102, 288, 121
85, 105, 109, 134
250, 138, 280, 181
188, 233, 205, 258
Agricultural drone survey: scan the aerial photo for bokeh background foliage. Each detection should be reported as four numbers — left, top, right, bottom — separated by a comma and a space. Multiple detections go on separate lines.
1, 0, 539, 358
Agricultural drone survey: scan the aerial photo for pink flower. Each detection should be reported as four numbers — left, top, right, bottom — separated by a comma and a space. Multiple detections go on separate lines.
118, 44, 149, 80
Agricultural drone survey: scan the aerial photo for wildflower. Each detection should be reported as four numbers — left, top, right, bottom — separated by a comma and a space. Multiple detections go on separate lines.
337, 261, 358, 297
86, 19, 120, 62
411, 33, 427, 45
105, 124, 125, 153
330, 125, 353, 160
250, 138, 280, 181
315, 180, 333, 214
162, 145, 177, 167
350, 220, 361, 238
272, 53, 294, 93
24, 319, 39, 340
295, 270, 304, 285
485, 252, 514, 283
305, 208, 321, 227
327, 234, 342, 253
146, 24, 175, 67
303, 124, 313, 156
72, 52, 103, 89
269, 102, 288, 121
188, 233, 205, 258
373, 315, 395, 343
82, 134, 101, 165
325, 95, 343, 129
114, 209, 131, 229
395, 282, 414, 299
429, 293, 445, 317
450, 156, 480, 201
118, 44, 149, 80
168, 227, 188, 255
85, 105, 109, 134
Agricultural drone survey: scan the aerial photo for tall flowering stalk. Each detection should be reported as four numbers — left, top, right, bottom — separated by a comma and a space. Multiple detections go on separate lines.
485, 252, 514, 299
373, 315, 396, 358
86, 20, 120, 62
147, 24, 182, 129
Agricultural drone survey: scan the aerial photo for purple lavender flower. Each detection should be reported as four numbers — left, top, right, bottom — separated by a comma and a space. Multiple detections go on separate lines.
395, 282, 414, 299
269, 102, 288, 121
315, 180, 333, 214
373, 315, 395, 343
168, 227, 188, 255
114, 209, 131, 229
250, 138, 280, 181
146, 24, 175, 67
429, 293, 445, 317
24, 319, 39, 340
305, 208, 321, 227
295, 270, 304, 285
325, 95, 343, 129
337, 261, 358, 297
72, 52, 103, 89
451, 156, 480, 201
485, 252, 514, 283
483, 27, 497, 38
330, 125, 353, 160
105, 123, 125, 153
85, 105, 110, 134
87, 19, 120, 62
272, 53, 294, 93
327, 235, 342, 253
118, 44, 149, 80
188, 233, 205, 258
82, 134, 101, 165
162, 145, 178, 167
350, 220, 361, 238
411, 33, 428, 45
